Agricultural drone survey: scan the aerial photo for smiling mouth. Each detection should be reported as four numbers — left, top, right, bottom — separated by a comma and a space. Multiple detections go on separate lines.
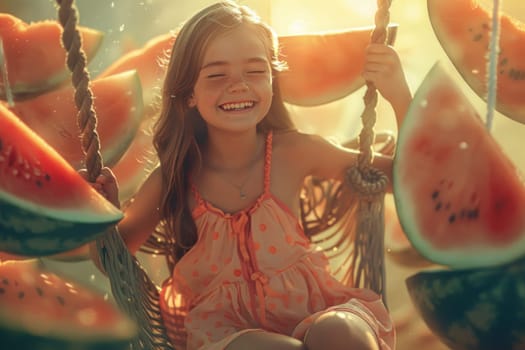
219, 101, 255, 111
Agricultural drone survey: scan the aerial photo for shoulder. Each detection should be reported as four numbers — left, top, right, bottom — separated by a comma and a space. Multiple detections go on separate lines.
272, 130, 355, 180
273, 129, 338, 150
273, 129, 348, 158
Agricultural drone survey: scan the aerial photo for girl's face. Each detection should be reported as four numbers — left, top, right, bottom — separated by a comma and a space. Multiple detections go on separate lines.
188, 24, 273, 134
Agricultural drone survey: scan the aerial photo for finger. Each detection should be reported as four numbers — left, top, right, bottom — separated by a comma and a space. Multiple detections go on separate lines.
366, 43, 393, 54
97, 168, 117, 185
100, 167, 116, 178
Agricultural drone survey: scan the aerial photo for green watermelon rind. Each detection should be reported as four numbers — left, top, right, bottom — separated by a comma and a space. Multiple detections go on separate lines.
0, 327, 133, 350
0, 195, 121, 256
405, 256, 525, 349
0, 183, 122, 223
392, 61, 525, 268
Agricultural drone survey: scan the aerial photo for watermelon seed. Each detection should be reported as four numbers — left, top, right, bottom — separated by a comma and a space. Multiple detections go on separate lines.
435, 202, 442, 211
17, 291, 24, 299
35, 180, 43, 188
472, 33, 483, 42
57, 295, 65, 306
448, 214, 456, 223
1, 278, 8, 285
35, 287, 43, 296
432, 191, 439, 200
509, 68, 525, 81
0, 288, 4, 294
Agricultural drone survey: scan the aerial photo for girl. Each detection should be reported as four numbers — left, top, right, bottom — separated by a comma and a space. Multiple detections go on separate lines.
93, 1, 411, 349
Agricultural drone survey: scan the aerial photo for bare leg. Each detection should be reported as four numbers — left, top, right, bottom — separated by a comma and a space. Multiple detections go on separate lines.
303, 311, 380, 350
226, 331, 306, 350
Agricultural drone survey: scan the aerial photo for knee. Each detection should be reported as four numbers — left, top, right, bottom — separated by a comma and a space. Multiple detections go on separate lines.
303, 311, 379, 350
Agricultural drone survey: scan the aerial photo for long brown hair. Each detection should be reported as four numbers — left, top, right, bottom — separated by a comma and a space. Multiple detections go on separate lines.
152, 1, 296, 263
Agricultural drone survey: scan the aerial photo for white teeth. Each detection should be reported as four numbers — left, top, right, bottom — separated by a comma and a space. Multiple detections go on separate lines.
221, 101, 254, 111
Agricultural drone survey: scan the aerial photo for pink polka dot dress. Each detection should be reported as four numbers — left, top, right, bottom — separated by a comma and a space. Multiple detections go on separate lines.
159, 132, 395, 350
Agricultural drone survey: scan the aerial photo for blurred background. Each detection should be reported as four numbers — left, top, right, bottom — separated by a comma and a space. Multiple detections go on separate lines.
1, 1, 524, 349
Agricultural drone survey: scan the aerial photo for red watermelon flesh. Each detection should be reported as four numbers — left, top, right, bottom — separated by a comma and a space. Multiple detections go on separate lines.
6, 70, 143, 168
428, 0, 525, 124
0, 260, 136, 349
0, 104, 123, 255
0, 13, 103, 98
278, 24, 398, 106
393, 62, 525, 268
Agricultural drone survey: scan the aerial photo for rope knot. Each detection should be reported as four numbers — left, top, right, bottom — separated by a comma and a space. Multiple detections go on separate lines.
346, 165, 388, 198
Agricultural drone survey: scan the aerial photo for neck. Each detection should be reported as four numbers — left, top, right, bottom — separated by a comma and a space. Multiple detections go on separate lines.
204, 129, 263, 171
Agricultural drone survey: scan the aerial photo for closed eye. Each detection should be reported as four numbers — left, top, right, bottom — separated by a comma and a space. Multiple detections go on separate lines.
207, 73, 226, 78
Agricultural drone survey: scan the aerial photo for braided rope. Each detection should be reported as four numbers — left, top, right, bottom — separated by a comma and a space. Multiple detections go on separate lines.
347, 0, 392, 305
55, 1, 172, 348
485, 0, 501, 131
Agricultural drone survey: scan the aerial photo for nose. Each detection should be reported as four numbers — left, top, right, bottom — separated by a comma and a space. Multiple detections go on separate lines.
228, 75, 249, 93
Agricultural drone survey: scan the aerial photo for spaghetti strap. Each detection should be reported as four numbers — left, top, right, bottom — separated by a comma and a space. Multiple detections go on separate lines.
190, 178, 204, 205
263, 131, 273, 194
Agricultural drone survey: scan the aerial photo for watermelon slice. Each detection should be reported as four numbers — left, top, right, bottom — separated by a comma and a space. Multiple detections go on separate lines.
99, 33, 175, 117
428, 0, 525, 124
0, 260, 136, 350
278, 24, 398, 106
0, 104, 123, 256
0, 13, 103, 98
6, 70, 143, 168
393, 62, 525, 269
406, 255, 525, 350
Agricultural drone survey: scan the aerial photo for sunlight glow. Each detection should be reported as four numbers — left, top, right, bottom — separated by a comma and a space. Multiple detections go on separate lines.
343, 0, 378, 18
287, 20, 308, 35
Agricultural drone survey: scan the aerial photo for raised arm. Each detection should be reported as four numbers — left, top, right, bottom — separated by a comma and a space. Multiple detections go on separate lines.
362, 43, 412, 128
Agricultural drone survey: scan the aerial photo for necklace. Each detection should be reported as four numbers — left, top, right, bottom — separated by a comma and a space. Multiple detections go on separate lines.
206, 138, 263, 200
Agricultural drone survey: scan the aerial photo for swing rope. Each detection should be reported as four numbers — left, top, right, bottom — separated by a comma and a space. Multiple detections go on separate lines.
346, 0, 392, 305
485, 0, 501, 131
55, 1, 171, 349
